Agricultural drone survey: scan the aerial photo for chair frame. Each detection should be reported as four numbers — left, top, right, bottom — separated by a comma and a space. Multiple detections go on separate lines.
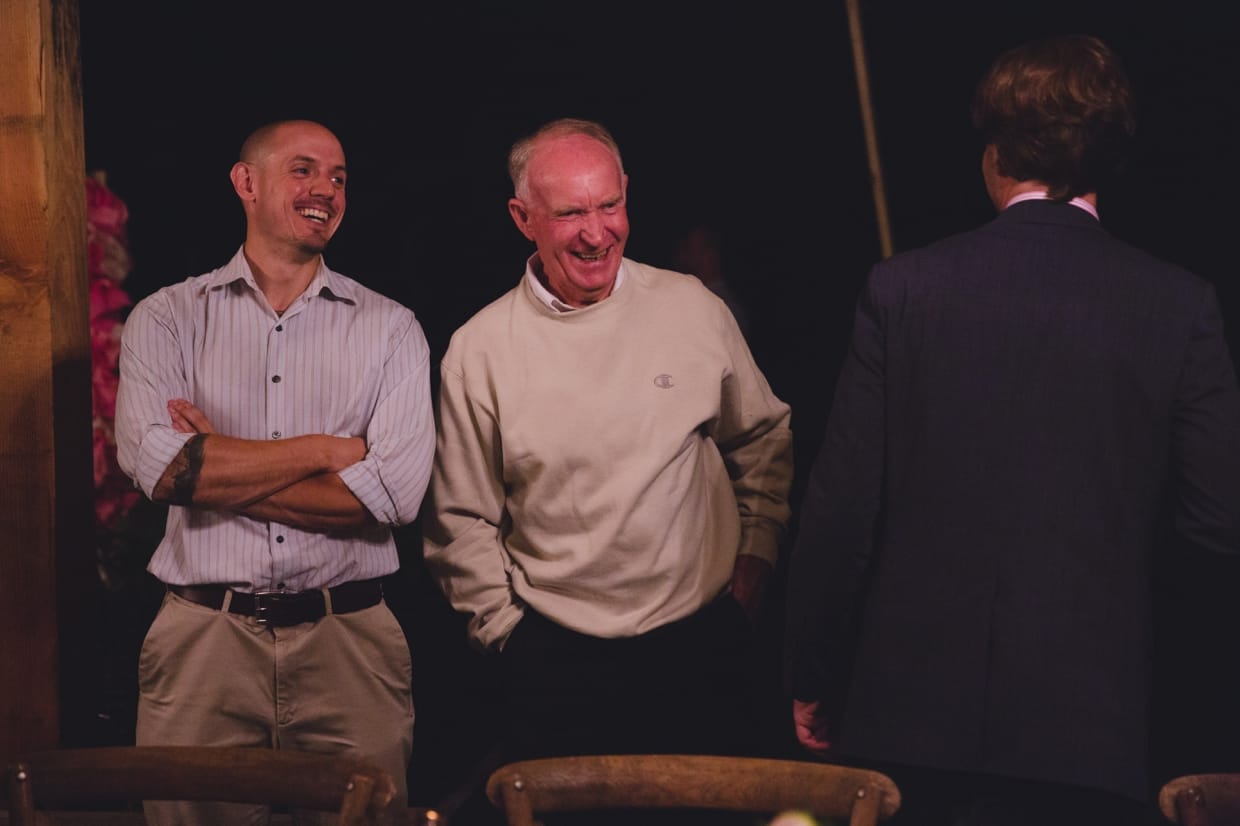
4, 745, 399, 826
1159, 773, 1240, 826
485, 754, 900, 826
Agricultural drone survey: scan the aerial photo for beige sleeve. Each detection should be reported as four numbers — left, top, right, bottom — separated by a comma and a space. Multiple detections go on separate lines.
712, 308, 794, 566
422, 363, 524, 651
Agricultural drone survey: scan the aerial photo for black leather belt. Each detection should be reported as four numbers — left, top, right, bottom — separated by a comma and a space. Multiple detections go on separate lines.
168, 579, 383, 627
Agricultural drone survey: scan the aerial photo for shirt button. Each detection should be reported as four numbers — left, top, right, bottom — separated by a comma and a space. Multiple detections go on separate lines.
276, 536, 285, 544
275, 325, 284, 332
271, 375, 281, 383
271, 431, 281, 439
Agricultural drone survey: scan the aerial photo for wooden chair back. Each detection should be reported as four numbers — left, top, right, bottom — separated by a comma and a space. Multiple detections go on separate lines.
4, 745, 399, 826
485, 754, 900, 826
1159, 773, 1240, 826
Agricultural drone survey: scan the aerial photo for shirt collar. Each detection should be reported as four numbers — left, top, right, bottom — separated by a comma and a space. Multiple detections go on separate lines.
1004, 190, 1099, 221
523, 254, 626, 312
202, 246, 358, 304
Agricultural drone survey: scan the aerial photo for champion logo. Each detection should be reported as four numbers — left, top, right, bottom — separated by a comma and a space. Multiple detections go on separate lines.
653, 374, 675, 389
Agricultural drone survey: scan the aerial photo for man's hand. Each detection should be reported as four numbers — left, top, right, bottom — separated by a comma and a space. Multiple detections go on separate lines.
168, 398, 215, 434
793, 698, 832, 756
729, 554, 772, 626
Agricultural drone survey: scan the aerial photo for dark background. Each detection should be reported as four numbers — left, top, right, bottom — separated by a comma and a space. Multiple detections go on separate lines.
77, 0, 1239, 814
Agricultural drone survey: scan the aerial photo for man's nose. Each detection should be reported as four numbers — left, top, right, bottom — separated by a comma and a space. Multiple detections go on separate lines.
579, 212, 605, 243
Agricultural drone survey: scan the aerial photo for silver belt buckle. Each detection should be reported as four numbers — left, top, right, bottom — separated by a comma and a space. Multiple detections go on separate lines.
251, 588, 290, 626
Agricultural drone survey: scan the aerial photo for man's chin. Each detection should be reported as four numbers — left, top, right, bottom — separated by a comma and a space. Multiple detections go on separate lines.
297, 239, 329, 257
568, 264, 619, 291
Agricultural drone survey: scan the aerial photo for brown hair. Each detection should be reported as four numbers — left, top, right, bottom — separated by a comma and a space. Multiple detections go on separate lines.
971, 34, 1136, 200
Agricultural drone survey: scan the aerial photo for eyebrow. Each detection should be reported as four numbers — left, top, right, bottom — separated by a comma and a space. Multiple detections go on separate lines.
290, 154, 348, 173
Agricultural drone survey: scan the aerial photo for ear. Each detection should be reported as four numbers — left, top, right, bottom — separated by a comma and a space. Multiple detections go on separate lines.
982, 144, 998, 174
980, 144, 1009, 213
230, 161, 256, 201
508, 197, 534, 241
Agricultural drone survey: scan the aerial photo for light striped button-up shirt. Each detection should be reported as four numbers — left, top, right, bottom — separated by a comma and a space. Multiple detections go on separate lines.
115, 247, 434, 592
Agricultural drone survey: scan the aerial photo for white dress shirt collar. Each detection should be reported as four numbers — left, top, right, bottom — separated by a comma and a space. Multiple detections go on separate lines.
1004, 190, 1099, 221
524, 254, 627, 312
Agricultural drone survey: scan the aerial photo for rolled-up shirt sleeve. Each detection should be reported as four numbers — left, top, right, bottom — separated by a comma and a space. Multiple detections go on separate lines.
115, 293, 195, 498
337, 312, 435, 526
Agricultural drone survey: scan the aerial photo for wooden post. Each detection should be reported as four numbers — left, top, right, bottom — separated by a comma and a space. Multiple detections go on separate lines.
845, 0, 894, 259
0, 0, 92, 761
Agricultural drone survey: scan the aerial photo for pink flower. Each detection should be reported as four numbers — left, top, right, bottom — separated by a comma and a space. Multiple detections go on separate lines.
87, 176, 137, 531
90, 271, 132, 320
92, 421, 111, 488
92, 361, 120, 420
88, 232, 133, 284
86, 177, 130, 245
95, 480, 140, 529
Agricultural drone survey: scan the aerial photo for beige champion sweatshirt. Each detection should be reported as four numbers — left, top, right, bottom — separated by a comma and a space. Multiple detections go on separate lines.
424, 258, 793, 651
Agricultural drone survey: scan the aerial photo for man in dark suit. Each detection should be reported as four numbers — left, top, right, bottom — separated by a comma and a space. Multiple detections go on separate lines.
783, 34, 1240, 826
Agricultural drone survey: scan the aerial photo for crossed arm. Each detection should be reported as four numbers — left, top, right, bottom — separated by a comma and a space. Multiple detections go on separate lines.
154, 398, 374, 533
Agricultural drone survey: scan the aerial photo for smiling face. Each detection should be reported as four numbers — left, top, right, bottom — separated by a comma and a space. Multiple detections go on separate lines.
231, 120, 347, 261
508, 133, 629, 308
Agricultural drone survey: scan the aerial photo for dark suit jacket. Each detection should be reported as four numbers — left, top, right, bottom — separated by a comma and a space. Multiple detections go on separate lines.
784, 199, 1240, 801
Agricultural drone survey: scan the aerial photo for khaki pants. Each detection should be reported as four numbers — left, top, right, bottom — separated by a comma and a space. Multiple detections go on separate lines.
137, 589, 413, 825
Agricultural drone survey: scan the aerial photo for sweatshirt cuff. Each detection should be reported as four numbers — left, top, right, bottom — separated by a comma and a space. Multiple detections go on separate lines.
738, 518, 783, 566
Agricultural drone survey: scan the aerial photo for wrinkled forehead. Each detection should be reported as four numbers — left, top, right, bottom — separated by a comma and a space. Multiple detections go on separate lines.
526, 135, 623, 197
530, 134, 620, 176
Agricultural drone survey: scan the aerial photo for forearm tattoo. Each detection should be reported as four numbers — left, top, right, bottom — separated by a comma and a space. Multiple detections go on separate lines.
167, 434, 207, 506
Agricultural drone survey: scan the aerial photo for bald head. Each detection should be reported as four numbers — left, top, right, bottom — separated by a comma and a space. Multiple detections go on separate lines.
239, 120, 341, 166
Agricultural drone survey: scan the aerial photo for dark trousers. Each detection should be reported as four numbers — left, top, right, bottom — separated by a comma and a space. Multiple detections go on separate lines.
500, 593, 759, 762
490, 595, 760, 826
